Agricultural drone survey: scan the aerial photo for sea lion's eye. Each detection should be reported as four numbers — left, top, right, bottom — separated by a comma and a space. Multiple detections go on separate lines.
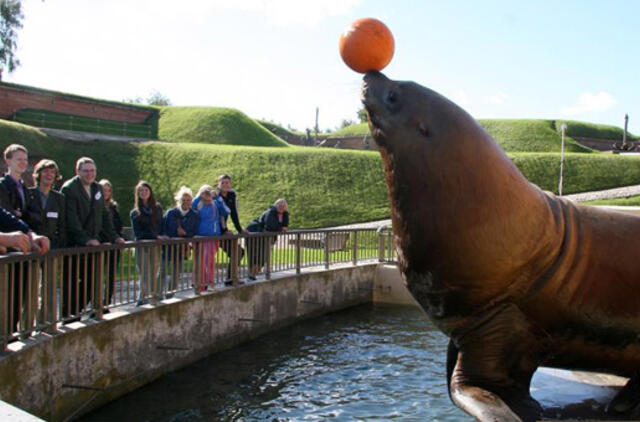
386, 90, 398, 105
419, 122, 429, 137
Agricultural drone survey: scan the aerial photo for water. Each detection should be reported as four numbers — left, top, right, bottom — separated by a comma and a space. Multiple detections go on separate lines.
82, 304, 470, 421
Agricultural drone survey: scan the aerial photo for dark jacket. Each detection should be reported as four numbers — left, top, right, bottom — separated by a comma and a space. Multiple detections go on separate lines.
246, 206, 289, 233
0, 206, 30, 234
25, 187, 66, 248
0, 173, 29, 219
61, 176, 117, 246
163, 206, 199, 238
217, 189, 243, 233
105, 201, 124, 238
130, 203, 164, 240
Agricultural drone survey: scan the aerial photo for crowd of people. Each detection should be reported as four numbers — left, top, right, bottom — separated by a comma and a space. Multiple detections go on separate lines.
0, 143, 290, 331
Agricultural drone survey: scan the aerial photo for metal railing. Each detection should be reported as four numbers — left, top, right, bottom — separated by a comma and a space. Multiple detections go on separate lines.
12, 109, 155, 138
1, 228, 398, 349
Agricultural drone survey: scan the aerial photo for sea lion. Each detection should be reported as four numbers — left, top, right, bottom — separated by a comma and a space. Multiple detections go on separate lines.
361, 71, 640, 422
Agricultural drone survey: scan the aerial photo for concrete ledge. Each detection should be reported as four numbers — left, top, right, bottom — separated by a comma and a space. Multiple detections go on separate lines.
0, 264, 376, 421
373, 263, 420, 307
0, 401, 43, 421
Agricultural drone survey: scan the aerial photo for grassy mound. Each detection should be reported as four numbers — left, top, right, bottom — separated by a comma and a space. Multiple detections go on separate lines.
556, 120, 639, 141
4, 119, 640, 228
158, 106, 289, 147
509, 152, 640, 193
329, 123, 369, 138
479, 119, 592, 153
330, 120, 593, 153
257, 120, 304, 138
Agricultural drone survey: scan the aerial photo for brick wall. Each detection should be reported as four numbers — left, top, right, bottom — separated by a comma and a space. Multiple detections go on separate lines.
0, 83, 153, 124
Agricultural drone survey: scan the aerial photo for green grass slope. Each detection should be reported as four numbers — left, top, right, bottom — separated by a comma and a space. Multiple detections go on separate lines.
556, 120, 639, 141
158, 106, 289, 147
330, 120, 593, 153
4, 119, 640, 228
257, 120, 304, 138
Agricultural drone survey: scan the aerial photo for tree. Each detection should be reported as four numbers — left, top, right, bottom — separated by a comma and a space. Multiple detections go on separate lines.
357, 107, 368, 123
0, 0, 24, 74
123, 91, 172, 106
339, 118, 355, 129
146, 90, 171, 106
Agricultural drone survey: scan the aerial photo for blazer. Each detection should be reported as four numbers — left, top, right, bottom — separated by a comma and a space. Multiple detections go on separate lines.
0, 174, 28, 219
60, 176, 117, 246
25, 187, 67, 248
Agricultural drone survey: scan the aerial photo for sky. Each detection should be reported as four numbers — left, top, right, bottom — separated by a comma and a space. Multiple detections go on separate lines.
6, 0, 640, 134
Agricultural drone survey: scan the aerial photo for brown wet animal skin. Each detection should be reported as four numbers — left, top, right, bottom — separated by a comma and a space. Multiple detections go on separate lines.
362, 71, 640, 422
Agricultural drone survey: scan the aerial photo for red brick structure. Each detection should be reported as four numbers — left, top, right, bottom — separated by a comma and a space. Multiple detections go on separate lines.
0, 82, 154, 123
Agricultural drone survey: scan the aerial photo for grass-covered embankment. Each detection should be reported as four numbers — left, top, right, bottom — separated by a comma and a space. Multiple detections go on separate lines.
3, 119, 640, 228
330, 120, 593, 153
585, 196, 640, 206
556, 120, 639, 141
158, 106, 289, 147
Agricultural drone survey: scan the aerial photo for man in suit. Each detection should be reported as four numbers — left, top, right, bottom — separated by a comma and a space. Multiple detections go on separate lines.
0, 144, 30, 220
61, 157, 125, 320
25, 159, 66, 249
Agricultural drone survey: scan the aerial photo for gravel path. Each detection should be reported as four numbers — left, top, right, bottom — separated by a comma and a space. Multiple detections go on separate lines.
563, 184, 640, 202
330, 185, 640, 230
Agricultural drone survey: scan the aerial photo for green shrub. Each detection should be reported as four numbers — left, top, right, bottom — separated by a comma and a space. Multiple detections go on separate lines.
158, 106, 289, 147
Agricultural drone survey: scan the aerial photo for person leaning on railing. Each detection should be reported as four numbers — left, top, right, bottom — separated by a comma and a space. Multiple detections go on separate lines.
130, 181, 168, 305
161, 186, 199, 298
192, 184, 229, 291
245, 198, 289, 281
216, 174, 248, 285
61, 157, 125, 321
0, 205, 50, 337
99, 179, 124, 310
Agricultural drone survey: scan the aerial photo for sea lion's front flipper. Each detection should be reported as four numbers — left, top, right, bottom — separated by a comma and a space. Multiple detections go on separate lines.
448, 303, 546, 422
606, 371, 640, 415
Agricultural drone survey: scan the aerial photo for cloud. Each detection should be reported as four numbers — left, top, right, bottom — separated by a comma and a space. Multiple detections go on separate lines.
486, 92, 508, 105
450, 89, 470, 107
206, 0, 363, 27
561, 91, 615, 116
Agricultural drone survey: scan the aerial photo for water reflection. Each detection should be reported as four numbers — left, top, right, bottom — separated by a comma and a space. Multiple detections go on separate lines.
82, 304, 470, 421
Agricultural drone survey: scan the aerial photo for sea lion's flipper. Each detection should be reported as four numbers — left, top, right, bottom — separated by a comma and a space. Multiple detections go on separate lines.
606, 371, 640, 415
448, 303, 545, 422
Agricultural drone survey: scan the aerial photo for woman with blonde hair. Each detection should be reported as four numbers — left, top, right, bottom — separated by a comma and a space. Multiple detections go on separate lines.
162, 186, 199, 295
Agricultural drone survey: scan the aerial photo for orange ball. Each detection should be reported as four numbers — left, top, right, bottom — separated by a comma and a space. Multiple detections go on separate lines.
339, 18, 395, 73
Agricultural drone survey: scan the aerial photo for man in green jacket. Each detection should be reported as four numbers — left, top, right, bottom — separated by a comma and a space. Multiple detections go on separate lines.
61, 157, 125, 320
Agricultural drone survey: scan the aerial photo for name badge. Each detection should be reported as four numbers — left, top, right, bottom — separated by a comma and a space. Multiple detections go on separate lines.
46, 211, 59, 219
95, 191, 102, 200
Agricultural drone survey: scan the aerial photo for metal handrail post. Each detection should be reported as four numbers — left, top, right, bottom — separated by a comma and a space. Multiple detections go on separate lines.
265, 235, 272, 280
230, 238, 239, 286
378, 232, 385, 262
0, 264, 8, 350
44, 256, 57, 333
352, 230, 358, 266
295, 232, 301, 274
95, 252, 104, 319
324, 232, 330, 269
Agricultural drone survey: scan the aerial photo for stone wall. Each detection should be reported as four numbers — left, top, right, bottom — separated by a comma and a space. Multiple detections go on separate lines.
0, 264, 377, 421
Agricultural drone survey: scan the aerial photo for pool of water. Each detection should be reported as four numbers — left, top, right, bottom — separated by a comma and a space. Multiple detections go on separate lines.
81, 304, 470, 421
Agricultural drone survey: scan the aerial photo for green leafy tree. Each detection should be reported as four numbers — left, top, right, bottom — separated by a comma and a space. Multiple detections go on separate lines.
146, 90, 171, 106
357, 107, 368, 123
0, 0, 24, 74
